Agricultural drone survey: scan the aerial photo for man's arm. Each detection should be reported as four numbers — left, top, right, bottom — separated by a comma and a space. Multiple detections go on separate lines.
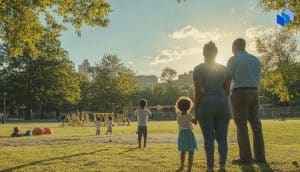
226, 57, 235, 78
225, 57, 235, 95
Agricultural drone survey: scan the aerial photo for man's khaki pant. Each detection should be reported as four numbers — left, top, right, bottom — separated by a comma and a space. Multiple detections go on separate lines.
230, 89, 266, 162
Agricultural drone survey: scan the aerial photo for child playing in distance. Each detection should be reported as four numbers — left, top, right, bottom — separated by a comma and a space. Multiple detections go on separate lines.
134, 99, 152, 148
106, 116, 114, 135
11, 126, 23, 137
95, 117, 101, 135
176, 96, 198, 172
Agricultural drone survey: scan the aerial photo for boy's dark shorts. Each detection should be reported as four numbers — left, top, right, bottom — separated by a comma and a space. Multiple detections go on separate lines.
138, 126, 147, 138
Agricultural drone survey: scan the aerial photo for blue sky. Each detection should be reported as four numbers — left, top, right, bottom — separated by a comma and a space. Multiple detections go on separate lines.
61, 0, 277, 76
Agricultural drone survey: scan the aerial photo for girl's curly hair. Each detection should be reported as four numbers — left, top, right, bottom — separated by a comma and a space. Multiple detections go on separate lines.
175, 96, 193, 114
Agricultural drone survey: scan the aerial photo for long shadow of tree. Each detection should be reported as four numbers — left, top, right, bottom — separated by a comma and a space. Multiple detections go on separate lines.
1, 149, 109, 172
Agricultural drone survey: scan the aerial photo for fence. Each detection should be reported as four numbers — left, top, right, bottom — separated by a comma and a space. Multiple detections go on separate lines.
259, 106, 300, 119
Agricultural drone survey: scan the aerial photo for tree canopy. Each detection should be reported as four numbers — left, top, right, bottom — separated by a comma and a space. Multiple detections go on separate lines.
256, 28, 300, 103
83, 54, 139, 111
160, 67, 177, 83
259, 0, 300, 30
0, 1, 111, 58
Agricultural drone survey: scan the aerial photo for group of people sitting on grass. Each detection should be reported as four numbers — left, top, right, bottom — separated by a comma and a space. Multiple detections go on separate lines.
132, 38, 266, 172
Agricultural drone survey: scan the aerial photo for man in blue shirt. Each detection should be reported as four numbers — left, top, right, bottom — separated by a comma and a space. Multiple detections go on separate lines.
227, 38, 266, 165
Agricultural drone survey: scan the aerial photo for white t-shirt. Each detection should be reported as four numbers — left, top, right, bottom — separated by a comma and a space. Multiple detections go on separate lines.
177, 113, 194, 130
134, 108, 152, 126
95, 121, 101, 130
108, 120, 114, 129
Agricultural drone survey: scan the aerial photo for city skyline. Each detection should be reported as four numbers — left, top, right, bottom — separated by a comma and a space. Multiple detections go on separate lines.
61, 0, 277, 76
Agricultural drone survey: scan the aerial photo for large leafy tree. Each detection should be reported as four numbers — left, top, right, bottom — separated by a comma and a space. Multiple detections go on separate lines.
3, 56, 82, 119
160, 67, 177, 83
256, 28, 300, 103
0, 25, 83, 119
0, 1, 111, 58
87, 54, 139, 111
258, 0, 300, 30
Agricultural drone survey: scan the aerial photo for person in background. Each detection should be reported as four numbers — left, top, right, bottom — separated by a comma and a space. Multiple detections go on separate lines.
175, 96, 198, 172
134, 99, 152, 148
106, 116, 114, 135
11, 126, 23, 137
95, 117, 101, 135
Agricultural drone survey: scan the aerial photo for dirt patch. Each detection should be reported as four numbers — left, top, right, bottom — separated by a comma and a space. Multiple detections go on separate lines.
0, 134, 237, 147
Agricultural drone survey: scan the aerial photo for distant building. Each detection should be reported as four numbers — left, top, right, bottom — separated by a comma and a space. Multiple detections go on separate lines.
177, 70, 193, 88
78, 59, 92, 81
135, 75, 158, 89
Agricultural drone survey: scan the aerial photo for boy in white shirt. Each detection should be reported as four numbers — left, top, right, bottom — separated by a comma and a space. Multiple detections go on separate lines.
106, 116, 114, 135
95, 117, 101, 135
134, 99, 152, 148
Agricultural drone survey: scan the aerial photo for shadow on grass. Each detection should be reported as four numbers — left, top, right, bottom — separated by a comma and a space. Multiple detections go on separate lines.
239, 164, 255, 172
117, 147, 140, 155
0, 148, 109, 172
258, 162, 274, 172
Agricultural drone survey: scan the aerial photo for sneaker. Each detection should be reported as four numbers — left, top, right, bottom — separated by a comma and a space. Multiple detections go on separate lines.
231, 159, 253, 165
206, 167, 214, 172
218, 166, 226, 172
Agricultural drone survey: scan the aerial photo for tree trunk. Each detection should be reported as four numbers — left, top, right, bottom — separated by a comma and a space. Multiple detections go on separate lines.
25, 106, 32, 120
40, 105, 44, 119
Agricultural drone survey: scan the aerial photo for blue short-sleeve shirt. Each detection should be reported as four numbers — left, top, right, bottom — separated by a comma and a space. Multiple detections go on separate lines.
227, 51, 261, 90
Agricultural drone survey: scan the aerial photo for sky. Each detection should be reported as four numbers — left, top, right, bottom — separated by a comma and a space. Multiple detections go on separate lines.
60, 0, 278, 76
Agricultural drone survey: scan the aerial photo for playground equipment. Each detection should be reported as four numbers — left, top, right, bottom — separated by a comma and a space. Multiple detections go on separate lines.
61, 111, 90, 127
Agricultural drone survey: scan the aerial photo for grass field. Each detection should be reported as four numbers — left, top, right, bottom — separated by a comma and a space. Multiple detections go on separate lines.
0, 120, 299, 172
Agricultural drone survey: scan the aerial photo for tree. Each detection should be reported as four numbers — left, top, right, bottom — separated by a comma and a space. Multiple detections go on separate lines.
0, 55, 82, 119
0, 1, 111, 58
0, 26, 82, 119
258, 0, 300, 30
160, 67, 177, 83
255, 28, 300, 103
87, 54, 139, 111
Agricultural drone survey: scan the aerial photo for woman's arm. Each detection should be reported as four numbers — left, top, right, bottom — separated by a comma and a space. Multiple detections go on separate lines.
224, 75, 232, 96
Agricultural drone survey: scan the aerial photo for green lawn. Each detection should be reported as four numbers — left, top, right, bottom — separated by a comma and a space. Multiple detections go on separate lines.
0, 120, 299, 171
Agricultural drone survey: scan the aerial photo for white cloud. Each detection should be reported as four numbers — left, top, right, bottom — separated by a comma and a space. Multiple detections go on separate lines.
247, 0, 255, 11
128, 61, 134, 65
245, 26, 278, 53
245, 26, 278, 40
168, 25, 221, 43
151, 47, 201, 65
231, 8, 236, 14
248, 6, 254, 11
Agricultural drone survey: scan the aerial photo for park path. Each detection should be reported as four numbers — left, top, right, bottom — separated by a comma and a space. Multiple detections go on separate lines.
0, 134, 237, 147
